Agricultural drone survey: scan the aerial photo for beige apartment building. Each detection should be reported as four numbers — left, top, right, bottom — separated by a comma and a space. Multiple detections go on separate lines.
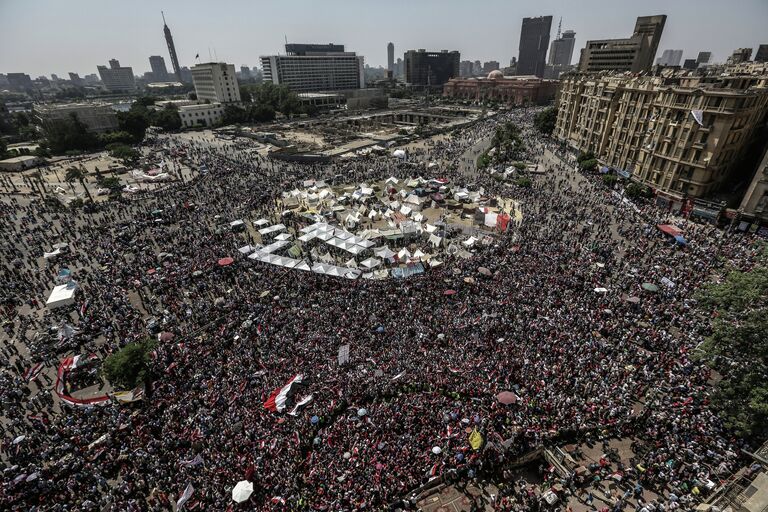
555, 71, 768, 201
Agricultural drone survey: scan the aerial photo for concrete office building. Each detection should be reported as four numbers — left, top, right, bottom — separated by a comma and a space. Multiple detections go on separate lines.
178, 103, 225, 128
482, 61, 500, 73
6, 73, 33, 91
697, 52, 712, 67
261, 44, 365, 93
387, 42, 394, 72
727, 48, 752, 65
404, 49, 460, 87
656, 49, 683, 67
97, 60, 136, 92
459, 61, 474, 77
68, 73, 83, 86
517, 16, 552, 77
579, 15, 666, 73
149, 56, 170, 82
191, 62, 241, 103
549, 29, 576, 67
555, 71, 768, 202
756, 45, 768, 63
683, 59, 698, 70
34, 103, 119, 134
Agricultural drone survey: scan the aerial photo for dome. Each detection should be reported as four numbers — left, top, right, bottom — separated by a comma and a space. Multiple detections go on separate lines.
487, 70, 504, 79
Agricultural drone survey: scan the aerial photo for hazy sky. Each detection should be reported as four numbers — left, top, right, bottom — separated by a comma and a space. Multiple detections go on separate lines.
1, 0, 766, 77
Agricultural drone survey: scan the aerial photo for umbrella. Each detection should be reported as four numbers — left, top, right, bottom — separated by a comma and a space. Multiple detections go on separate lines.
218, 257, 234, 266
642, 282, 659, 292
357, 408, 368, 417
310, 415, 319, 425
478, 267, 492, 277
464, 277, 476, 284
192, 270, 203, 277
158, 332, 175, 342
431, 446, 442, 455
443, 289, 457, 296
626, 296, 640, 304
232, 480, 253, 503
496, 391, 518, 405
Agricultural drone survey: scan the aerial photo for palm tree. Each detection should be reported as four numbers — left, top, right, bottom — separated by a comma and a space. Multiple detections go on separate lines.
65, 167, 93, 203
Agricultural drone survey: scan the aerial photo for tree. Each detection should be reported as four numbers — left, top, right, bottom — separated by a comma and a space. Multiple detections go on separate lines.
696, 261, 768, 441
65, 166, 93, 203
515, 176, 532, 187
534, 107, 558, 136
44, 112, 100, 154
117, 104, 151, 143
625, 182, 651, 199
602, 174, 618, 187
102, 339, 156, 389
100, 176, 122, 193
135, 96, 156, 107
579, 158, 598, 171
107, 143, 140, 163
0, 137, 6, 159
577, 151, 595, 164
239, 86, 252, 103
248, 104, 276, 123
222, 104, 248, 125
150, 105, 181, 131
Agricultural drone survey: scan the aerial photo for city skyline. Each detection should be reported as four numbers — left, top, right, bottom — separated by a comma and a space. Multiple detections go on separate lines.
1, 0, 766, 78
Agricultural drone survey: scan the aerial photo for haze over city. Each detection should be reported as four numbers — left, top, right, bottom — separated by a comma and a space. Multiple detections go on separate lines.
1, 0, 767, 76
1, 1, 768, 511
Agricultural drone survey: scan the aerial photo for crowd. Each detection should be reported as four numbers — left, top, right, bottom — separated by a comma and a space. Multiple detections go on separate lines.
0, 107, 763, 511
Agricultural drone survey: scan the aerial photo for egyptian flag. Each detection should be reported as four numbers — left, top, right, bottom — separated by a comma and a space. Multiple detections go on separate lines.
263, 374, 304, 412
24, 362, 44, 382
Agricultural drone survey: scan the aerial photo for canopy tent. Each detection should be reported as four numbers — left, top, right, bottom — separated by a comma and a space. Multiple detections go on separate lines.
261, 240, 291, 254
258, 224, 286, 236
360, 257, 382, 269
229, 219, 245, 228
274, 233, 294, 241
254, 218, 270, 227
46, 283, 78, 309
462, 236, 478, 247
374, 246, 396, 259
392, 149, 406, 159
237, 245, 255, 255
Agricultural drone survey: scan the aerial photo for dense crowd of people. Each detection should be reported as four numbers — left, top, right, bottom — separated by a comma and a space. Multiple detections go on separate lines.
0, 107, 763, 511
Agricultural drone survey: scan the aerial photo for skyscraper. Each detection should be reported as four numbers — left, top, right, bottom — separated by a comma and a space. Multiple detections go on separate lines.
517, 16, 552, 77
387, 42, 394, 72
696, 52, 712, 66
656, 49, 683, 67
755, 45, 768, 63
97, 59, 135, 92
404, 49, 460, 87
579, 15, 666, 73
149, 55, 169, 81
162, 11, 182, 82
191, 63, 241, 103
548, 21, 576, 67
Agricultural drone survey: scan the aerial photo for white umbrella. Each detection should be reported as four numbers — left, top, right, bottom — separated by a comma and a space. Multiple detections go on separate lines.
431, 446, 442, 455
232, 480, 253, 503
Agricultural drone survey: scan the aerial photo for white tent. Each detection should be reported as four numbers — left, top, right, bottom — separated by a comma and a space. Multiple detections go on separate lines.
254, 219, 270, 227
413, 249, 427, 260
46, 283, 78, 309
429, 234, 443, 248
295, 261, 312, 271
360, 257, 382, 269
374, 246, 396, 259
275, 233, 293, 241
238, 245, 255, 255
462, 236, 478, 247
425, 224, 438, 233
385, 176, 399, 185
429, 259, 443, 267
392, 149, 406, 159
230, 219, 245, 228
398, 248, 411, 260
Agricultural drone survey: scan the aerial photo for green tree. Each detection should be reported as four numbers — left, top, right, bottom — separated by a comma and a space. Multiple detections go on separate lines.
150, 105, 182, 131
102, 339, 157, 389
577, 151, 595, 164
222, 104, 248, 125
515, 176, 532, 187
579, 158, 598, 171
248, 104, 276, 123
107, 144, 140, 163
696, 262, 768, 441
65, 166, 93, 202
625, 182, 651, 199
135, 96, 156, 107
534, 107, 558, 135
117, 104, 151, 143
0, 137, 6, 159
100, 176, 122, 193
602, 174, 618, 187
239, 86, 252, 103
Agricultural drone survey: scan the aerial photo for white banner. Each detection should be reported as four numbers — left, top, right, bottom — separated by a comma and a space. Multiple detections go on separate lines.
337, 344, 350, 365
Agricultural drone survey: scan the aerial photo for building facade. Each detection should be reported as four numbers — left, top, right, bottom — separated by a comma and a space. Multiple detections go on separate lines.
656, 49, 683, 67
261, 44, 365, 93
97, 60, 136, 92
555, 71, 768, 200
696, 52, 712, 67
443, 71, 558, 105
34, 102, 119, 133
579, 15, 666, 73
6, 73, 33, 91
549, 29, 576, 67
517, 16, 552, 78
178, 103, 225, 128
727, 48, 753, 65
756, 45, 768, 63
404, 49, 460, 87
739, 143, 768, 224
191, 62, 241, 103
149, 56, 169, 81
387, 42, 394, 72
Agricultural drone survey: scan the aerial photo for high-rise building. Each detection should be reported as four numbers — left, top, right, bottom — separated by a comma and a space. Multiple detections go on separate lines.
34, 103, 119, 134
549, 28, 576, 66
404, 49, 460, 87
162, 11, 182, 81
682, 59, 698, 70
149, 55, 169, 81
473, 60, 483, 75
387, 42, 394, 72
482, 61, 500, 73
554, 72, 768, 200
579, 15, 666, 73
239, 66, 252, 79
696, 52, 712, 66
261, 43, 365, 93
395, 58, 404, 79
727, 48, 753, 65
459, 60, 474, 77
96, 60, 135, 92
190, 62, 241, 103
6, 73, 33, 91
517, 16, 552, 77
656, 49, 683, 67
51, 74, 60, 82
754, 45, 768, 63
68, 72, 83, 86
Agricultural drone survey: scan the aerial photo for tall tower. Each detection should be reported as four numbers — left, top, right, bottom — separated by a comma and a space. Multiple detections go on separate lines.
162, 11, 182, 82
387, 42, 394, 72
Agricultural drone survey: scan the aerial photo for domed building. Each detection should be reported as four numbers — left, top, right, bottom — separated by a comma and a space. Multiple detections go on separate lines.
443, 72, 558, 105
